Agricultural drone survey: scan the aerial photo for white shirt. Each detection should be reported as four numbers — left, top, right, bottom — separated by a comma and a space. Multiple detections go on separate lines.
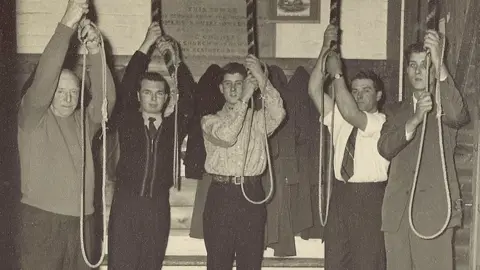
142, 112, 162, 129
322, 105, 389, 183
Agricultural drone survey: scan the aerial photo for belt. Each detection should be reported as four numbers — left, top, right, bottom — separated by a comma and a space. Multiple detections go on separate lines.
210, 174, 256, 185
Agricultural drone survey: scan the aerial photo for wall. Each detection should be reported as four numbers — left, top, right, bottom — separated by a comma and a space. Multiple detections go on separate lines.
276, 0, 389, 59
16, 0, 389, 59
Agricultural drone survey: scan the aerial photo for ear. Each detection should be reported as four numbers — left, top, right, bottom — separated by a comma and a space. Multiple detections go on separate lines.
137, 91, 141, 102
219, 84, 224, 95
376, 91, 383, 102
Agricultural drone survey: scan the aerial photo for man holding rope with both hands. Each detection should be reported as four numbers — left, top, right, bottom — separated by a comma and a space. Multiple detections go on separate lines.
16, 0, 116, 269
201, 57, 285, 270
309, 24, 389, 270
378, 30, 469, 270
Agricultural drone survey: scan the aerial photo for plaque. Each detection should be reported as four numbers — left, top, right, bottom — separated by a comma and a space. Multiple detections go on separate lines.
159, 0, 275, 58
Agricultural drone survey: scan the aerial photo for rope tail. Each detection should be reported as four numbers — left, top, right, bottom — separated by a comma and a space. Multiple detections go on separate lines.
318, 0, 341, 227
79, 21, 108, 268
408, 0, 452, 240
239, 0, 273, 204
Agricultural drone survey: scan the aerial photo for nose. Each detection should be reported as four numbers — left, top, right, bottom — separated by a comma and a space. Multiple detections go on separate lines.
65, 93, 72, 103
415, 67, 422, 75
152, 94, 157, 101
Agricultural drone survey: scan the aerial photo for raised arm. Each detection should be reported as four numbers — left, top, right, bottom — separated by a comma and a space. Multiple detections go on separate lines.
424, 29, 469, 128
309, 25, 341, 119
253, 80, 286, 135
78, 20, 116, 125
119, 22, 162, 112
18, 1, 88, 130
157, 39, 195, 123
438, 70, 469, 128
201, 103, 249, 147
245, 55, 285, 135
325, 52, 370, 131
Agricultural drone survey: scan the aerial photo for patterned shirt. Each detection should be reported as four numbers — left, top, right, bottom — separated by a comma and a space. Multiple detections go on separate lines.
202, 81, 285, 176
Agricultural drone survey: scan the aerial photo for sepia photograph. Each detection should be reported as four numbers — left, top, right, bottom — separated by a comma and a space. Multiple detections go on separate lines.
269, 0, 320, 22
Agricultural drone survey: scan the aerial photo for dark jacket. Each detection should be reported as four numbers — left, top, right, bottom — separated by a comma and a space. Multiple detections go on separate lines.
378, 77, 469, 233
115, 51, 194, 197
184, 64, 224, 180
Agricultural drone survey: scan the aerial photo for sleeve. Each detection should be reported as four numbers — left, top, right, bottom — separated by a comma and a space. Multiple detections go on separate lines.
201, 102, 248, 147
439, 76, 469, 128
253, 80, 286, 136
377, 105, 411, 161
360, 112, 386, 137
18, 23, 74, 131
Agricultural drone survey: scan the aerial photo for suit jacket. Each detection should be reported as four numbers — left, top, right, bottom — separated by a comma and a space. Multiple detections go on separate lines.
378, 76, 469, 233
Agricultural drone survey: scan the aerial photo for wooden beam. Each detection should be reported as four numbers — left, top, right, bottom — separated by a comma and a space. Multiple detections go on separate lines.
454, 0, 480, 95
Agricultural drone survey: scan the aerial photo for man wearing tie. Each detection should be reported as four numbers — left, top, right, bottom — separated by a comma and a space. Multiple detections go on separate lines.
308, 25, 389, 270
108, 22, 195, 269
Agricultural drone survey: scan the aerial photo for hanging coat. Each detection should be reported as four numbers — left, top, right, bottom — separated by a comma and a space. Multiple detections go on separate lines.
188, 64, 224, 238
293, 66, 324, 240
262, 65, 298, 257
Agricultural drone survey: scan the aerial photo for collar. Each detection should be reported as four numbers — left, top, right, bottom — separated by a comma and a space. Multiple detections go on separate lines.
142, 112, 162, 126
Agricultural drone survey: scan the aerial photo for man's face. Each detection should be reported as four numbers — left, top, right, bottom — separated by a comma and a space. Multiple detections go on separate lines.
351, 78, 381, 113
406, 51, 435, 91
220, 73, 245, 105
137, 79, 167, 114
50, 70, 80, 118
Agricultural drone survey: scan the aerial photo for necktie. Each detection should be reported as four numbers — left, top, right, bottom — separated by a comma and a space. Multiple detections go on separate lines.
341, 127, 358, 182
148, 117, 157, 138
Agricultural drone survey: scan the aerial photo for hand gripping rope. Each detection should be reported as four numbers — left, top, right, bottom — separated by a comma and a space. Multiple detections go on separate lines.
408, 0, 451, 240
77, 21, 108, 268
238, 0, 273, 204
318, 0, 341, 227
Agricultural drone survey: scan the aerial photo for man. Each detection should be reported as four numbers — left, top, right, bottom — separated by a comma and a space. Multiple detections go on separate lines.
308, 25, 389, 270
108, 22, 195, 269
201, 57, 285, 269
16, 0, 116, 269
378, 30, 469, 270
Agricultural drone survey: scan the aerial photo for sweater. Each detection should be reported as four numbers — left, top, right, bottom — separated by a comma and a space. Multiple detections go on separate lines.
17, 23, 116, 216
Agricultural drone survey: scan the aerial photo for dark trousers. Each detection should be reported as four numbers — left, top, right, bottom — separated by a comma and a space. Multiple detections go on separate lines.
108, 190, 171, 270
203, 178, 266, 270
324, 181, 386, 270
16, 203, 95, 270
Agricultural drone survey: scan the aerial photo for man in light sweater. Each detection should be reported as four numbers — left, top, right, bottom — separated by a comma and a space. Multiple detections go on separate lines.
16, 0, 116, 269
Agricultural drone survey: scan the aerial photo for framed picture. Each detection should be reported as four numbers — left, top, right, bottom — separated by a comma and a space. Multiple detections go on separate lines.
268, 0, 321, 23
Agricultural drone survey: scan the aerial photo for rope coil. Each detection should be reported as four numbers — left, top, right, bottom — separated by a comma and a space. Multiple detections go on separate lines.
408, 36, 451, 240
78, 21, 108, 268
239, 0, 274, 204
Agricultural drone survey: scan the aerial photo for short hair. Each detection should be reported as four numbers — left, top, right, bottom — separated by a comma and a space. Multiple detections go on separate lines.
220, 62, 247, 80
140, 72, 170, 94
404, 42, 427, 63
351, 70, 385, 110
351, 70, 384, 93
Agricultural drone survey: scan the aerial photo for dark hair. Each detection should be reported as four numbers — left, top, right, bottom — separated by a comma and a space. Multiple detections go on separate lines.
140, 72, 170, 94
351, 70, 385, 110
220, 62, 247, 80
404, 42, 427, 64
351, 70, 384, 93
